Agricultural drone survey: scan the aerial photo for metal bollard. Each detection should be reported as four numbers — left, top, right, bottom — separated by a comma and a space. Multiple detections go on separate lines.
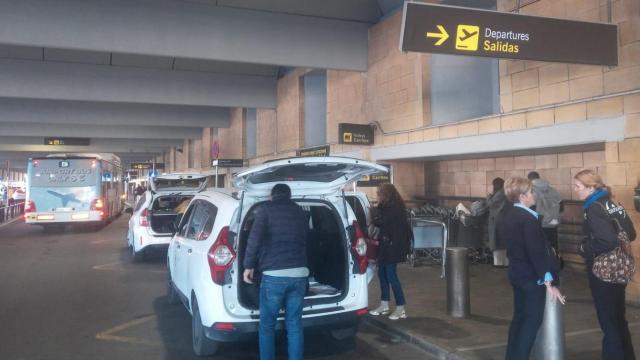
446, 247, 470, 318
532, 288, 565, 360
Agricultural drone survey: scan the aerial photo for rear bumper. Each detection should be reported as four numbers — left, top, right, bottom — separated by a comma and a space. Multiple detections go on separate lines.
204, 309, 365, 342
25, 211, 103, 224
137, 231, 172, 251
138, 243, 169, 254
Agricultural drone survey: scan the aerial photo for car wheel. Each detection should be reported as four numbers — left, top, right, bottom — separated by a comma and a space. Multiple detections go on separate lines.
167, 274, 180, 305
329, 327, 357, 350
192, 297, 219, 356
132, 246, 145, 262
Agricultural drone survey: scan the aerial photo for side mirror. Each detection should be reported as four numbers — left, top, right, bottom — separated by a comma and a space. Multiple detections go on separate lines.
124, 207, 133, 215
634, 186, 640, 213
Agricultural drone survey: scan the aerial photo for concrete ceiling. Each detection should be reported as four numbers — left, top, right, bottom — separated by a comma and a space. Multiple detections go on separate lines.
0, 0, 405, 167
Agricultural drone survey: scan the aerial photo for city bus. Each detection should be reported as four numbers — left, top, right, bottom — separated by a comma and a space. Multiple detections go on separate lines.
25, 153, 124, 228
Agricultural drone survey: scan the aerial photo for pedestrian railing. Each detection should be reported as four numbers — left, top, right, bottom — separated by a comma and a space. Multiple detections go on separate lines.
0, 203, 24, 224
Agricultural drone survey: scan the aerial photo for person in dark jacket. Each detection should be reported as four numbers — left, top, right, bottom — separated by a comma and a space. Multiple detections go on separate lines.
499, 177, 565, 360
369, 183, 412, 320
574, 169, 636, 360
487, 177, 508, 266
243, 184, 309, 360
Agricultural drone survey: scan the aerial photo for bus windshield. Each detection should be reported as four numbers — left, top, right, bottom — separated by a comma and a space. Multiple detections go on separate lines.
30, 159, 98, 188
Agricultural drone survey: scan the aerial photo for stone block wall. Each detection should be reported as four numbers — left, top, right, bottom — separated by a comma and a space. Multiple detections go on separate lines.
256, 109, 277, 157
327, 70, 366, 144
218, 108, 245, 159
365, 12, 430, 134
497, 0, 640, 112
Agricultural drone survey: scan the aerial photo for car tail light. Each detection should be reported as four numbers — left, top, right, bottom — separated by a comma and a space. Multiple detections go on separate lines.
213, 322, 235, 331
356, 308, 369, 317
351, 220, 368, 274
24, 200, 36, 213
208, 226, 236, 285
90, 198, 104, 210
139, 208, 149, 227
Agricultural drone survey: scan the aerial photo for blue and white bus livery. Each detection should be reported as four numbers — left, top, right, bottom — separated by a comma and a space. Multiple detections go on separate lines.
25, 153, 124, 226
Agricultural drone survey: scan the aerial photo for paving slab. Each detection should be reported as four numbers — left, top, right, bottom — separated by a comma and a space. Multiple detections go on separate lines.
366, 262, 640, 360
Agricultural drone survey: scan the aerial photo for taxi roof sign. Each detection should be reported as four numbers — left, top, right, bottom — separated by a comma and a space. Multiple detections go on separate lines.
400, 2, 618, 66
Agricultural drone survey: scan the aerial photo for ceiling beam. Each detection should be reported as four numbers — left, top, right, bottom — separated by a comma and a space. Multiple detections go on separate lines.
0, 98, 230, 128
0, 144, 171, 154
0, 59, 276, 108
0, 137, 184, 148
0, 0, 368, 71
0, 122, 203, 140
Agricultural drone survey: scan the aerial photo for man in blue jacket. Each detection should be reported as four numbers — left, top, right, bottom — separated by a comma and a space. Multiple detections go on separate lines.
243, 183, 309, 360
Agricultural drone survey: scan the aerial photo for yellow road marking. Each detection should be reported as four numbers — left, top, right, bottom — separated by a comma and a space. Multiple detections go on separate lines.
95, 314, 163, 347
92, 262, 122, 270
92, 261, 166, 274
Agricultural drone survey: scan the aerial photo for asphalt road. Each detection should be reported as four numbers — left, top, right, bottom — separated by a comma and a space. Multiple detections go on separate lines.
0, 215, 429, 360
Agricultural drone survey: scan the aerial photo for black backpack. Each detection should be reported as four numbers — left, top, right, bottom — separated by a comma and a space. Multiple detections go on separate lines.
601, 200, 637, 242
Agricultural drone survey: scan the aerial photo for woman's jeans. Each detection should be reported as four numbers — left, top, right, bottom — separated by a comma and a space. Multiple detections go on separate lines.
378, 263, 406, 305
505, 281, 545, 360
259, 275, 307, 360
588, 271, 636, 360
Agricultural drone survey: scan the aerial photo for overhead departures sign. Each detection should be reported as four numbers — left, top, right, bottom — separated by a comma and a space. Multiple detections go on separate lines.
401, 2, 618, 66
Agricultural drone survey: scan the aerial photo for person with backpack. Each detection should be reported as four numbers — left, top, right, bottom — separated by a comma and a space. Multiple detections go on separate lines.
528, 171, 563, 253
574, 169, 637, 360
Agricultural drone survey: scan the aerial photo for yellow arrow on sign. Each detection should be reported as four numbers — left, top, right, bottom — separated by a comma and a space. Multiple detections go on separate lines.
426, 25, 449, 46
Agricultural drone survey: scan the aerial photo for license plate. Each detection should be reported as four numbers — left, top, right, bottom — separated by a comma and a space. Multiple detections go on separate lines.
72, 213, 89, 220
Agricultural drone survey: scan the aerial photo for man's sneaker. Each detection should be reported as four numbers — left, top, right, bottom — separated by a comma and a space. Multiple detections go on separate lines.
388, 307, 407, 320
369, 304, 390, 316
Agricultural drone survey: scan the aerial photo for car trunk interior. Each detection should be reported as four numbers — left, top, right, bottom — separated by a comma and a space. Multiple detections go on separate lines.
237, 201, 348, 310
150, 195, 194, 234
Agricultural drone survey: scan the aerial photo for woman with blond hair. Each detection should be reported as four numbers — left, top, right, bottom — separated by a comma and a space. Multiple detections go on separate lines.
369, 183, 413, 320
499, 177, 564, 360
574, 169, 636, 359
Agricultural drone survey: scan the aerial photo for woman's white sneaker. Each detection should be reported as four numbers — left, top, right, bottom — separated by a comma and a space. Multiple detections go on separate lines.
388, 307, 407, 320
369, 303, 390, 316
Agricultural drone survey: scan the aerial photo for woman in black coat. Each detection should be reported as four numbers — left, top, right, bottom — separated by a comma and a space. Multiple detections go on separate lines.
369, 183, 412, 321
574, 169, 636, 360
499, 177, 565, 360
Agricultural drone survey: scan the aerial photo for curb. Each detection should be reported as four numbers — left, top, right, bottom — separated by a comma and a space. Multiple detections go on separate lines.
364, 316, 466, 360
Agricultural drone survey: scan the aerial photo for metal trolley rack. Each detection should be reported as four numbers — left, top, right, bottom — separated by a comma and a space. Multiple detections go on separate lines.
409, 216, 449, 278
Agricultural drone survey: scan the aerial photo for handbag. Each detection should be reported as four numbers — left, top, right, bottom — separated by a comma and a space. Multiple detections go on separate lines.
591, 202, 635, 284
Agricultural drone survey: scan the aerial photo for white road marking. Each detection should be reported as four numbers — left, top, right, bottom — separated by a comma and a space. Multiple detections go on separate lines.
0, 217, 23, 229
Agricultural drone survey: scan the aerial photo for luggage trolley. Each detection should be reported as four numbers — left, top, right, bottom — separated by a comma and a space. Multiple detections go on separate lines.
409, 216, 448, 278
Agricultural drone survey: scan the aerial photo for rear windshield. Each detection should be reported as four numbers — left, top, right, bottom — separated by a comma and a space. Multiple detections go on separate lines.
249, 163, 348, 184
154, 178, 204, 190
30, 159, 98, 188
152, 195, 193, 212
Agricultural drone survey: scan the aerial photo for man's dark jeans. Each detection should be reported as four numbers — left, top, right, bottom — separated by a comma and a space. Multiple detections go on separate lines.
259, 275, 307, 360
588, 271, 636, 360
505, 281, 545, 360
378, 263, 406, 306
